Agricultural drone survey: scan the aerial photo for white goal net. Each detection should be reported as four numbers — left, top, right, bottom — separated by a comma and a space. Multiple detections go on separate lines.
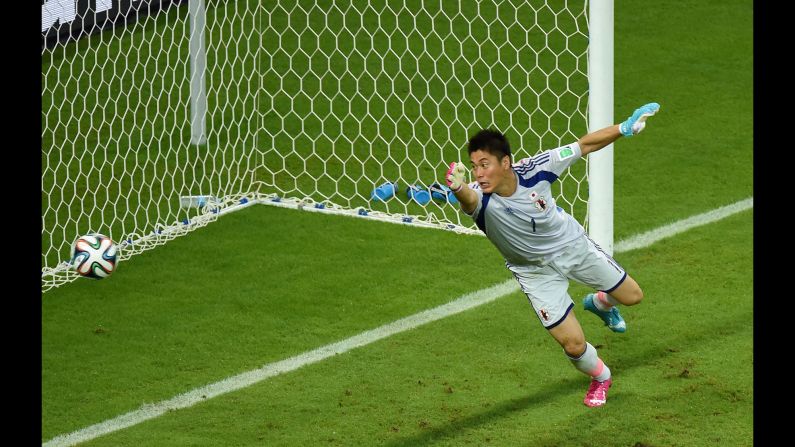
42, 0, 593, 292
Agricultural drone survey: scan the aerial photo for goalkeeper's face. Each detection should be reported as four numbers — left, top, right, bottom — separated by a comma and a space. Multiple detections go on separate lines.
470, 150, 512, 194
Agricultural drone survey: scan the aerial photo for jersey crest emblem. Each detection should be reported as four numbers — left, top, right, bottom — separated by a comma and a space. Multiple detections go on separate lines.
534, 196, 547, 211
529, 190, 547, 211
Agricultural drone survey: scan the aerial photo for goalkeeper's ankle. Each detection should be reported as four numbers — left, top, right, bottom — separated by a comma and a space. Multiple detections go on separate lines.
592, 291, 617, 311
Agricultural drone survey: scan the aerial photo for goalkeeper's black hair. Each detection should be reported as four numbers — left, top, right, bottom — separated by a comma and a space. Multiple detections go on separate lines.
467, 129, 512, 162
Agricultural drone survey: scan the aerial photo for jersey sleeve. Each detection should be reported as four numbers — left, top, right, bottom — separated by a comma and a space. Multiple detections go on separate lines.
546, 142, 582, 175
515, 142, 583, 178
467, 181, 484, 219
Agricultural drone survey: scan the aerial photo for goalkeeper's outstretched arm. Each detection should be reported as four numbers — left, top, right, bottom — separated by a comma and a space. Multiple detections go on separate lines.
579, 102, 660, 156
445, 162, 479, 215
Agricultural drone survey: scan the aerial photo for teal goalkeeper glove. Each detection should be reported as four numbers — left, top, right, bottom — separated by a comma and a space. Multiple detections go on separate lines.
619, 102, 660, 137
445, 162, 467, 192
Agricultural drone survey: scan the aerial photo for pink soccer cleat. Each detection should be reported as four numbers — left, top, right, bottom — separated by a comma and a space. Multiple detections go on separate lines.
583, 378, 612, 407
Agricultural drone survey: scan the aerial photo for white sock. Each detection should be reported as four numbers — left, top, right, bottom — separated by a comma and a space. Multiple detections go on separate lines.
568, 342, 611, 382
592, 291, 618, 311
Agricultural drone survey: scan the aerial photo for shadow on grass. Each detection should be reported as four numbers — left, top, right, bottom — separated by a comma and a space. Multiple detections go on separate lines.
384, 377, 582, 447
384, 310, 750, 447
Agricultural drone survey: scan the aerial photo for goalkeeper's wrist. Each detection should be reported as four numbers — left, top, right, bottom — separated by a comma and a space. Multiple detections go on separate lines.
618, 120, 633, 137
451, 183, 464, 193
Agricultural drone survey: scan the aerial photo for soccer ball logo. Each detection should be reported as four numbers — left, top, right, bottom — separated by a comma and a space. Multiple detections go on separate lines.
70, 234, 118, 279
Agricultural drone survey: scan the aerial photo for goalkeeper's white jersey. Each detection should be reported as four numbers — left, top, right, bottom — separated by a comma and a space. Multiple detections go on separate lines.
468, 142, 585, 266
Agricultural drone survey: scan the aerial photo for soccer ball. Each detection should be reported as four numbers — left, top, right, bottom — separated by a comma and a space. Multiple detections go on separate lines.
70, 234, 118, 279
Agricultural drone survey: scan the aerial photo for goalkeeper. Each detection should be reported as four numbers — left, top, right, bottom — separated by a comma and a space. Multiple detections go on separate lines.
444, 103, 659, 407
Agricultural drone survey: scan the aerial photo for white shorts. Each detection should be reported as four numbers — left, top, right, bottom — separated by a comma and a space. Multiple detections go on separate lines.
507, 234, 627, 329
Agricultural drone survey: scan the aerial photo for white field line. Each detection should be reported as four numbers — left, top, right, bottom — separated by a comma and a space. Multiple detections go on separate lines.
43, 197, 753, 447
614, 197, 753, 253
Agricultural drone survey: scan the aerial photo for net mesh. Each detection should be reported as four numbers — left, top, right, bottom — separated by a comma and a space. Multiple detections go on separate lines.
42, 0, 591, 292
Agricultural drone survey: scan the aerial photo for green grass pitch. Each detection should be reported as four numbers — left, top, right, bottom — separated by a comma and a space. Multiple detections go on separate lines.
42, 0, 752, 445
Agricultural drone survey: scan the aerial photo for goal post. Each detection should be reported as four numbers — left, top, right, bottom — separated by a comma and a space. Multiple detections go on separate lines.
42, 0, 613, 292
587, 0, 615, 255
